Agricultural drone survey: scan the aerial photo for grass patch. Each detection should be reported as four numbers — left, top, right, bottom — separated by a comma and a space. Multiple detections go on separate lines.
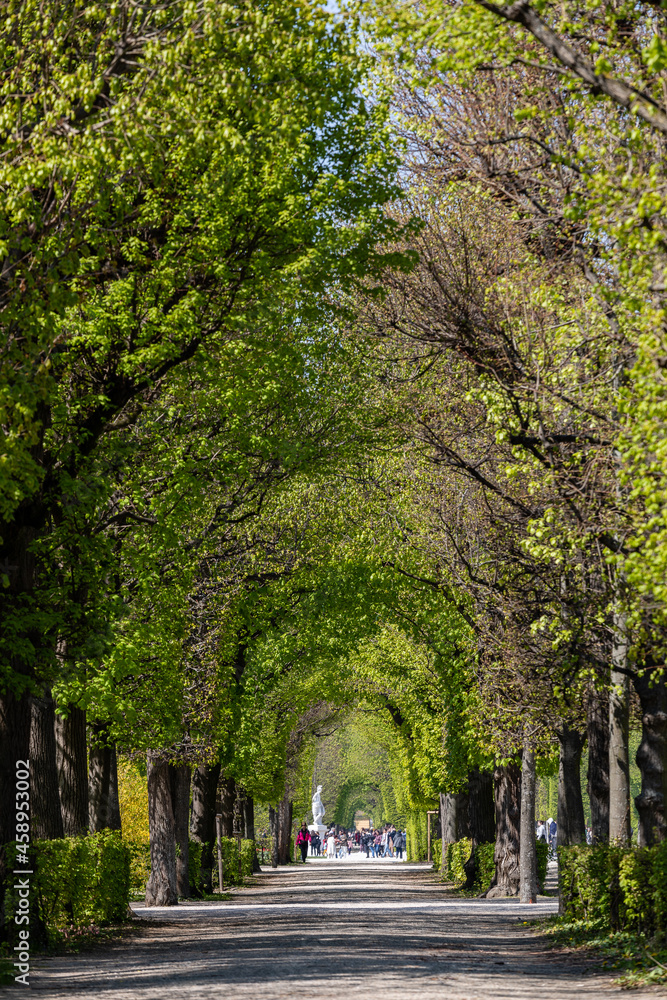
540, 916, 667, 990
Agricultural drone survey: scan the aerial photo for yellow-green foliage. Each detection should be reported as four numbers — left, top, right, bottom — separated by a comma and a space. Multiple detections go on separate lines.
560, 843, 667, 935
118, 759, 149, 843
443, 838, 547, 892
444, 838, 495, 893
6, 833, 130, 944
406, 811, 428, 861
126, 838, 257, 896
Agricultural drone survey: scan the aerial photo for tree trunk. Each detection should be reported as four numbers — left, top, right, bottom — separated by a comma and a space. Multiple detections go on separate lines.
108, 742, 121, 830
0, 515, 44, 938
145, 757, 178, 906
634, 665, 667, 846
218, 775, 236, 837
242, 791, 255, 840
587, 686, 610, 844
269, 805, 279, 868
462, 767, 495, 891
609, 620, 631, 843
467, 768, 495, 842
519, 746, 538, 903
190, 762, 221, 894
29, 689, 64, 840
240, 789, 261, 873
170, 764, 190, 898
557, 723, 586, 845
487, 762, 521, 897
0, 687, 33, 941
440, 791, 469, 843
270, 791, 292, 865
55, 705, 89, 836
89, 722, 121, 832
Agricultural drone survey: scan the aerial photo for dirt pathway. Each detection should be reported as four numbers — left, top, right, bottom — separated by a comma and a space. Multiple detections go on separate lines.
6, 859, 663, 998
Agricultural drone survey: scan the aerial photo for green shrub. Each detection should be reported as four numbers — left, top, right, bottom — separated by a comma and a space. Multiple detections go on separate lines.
536, 839, 549, 888
187, 840, 203, 892
443, 839, 494, 893
125, 840, 151, 894
5, 832, 131, 943
445, 838, 472, 883
445, 839, 546, 895
475, 842, 496, 893
559, 843, 667, 936
209, 837, 256, 888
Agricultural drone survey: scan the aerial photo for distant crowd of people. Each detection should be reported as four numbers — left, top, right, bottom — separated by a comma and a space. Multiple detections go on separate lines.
296, 823, 406, 862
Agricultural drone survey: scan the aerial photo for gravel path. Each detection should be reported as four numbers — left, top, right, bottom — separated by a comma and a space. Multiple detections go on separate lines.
6, 859, 663, 998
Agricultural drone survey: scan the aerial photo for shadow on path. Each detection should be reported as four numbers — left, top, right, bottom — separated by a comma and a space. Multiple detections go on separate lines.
7, 860, 662, 999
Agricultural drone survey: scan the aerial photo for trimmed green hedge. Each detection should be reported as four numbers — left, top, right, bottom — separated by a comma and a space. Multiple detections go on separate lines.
212, 837, 256, 887
536, 839, 549, 887
443, 838, 548, 894
559, 842, 667, 935
443, 838, 495, 893
125, 836, 257, 895
5, 832, 130, 943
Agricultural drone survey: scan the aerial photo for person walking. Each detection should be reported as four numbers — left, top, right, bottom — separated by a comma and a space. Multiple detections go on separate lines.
326, 828, 336, 859
296, 824, 310, 864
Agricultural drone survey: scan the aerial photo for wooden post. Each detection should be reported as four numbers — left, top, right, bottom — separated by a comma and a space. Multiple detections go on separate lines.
216, 814, 224, 892
236, 833, 242, 883
427, 810, 438, 864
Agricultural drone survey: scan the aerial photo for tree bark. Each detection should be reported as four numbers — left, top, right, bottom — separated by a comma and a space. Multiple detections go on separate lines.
55, 705, 89, 836
519, 746, 538, 903
269, 805, 279, 868
487, 762, 521, 897
0, 686, 33, 941
218, 775, 236, 837
634, 665, 667, 846
0, 518, 39, 934
462, 767, 495, 891
29, 689, 64, 840
145, 757, 178, 906
170, 764, 191, 898
108, 742, 121, 830
440, 791, 469, 843
467, 768, 495, 843
557, 723, 586, 845
190, 762, 221, 894
270, 791, 293, 865
240, 789, 261, 873
609, 620, 631, 842
242, 791, 255, 840
587, 686, 610, 844
89, 722, 121, 832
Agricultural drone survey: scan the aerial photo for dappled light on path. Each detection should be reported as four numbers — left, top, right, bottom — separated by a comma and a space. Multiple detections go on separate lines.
18, 861, 659, 999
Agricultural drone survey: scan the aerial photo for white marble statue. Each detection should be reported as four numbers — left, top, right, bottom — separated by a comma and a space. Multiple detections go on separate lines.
311, 785, 325, 826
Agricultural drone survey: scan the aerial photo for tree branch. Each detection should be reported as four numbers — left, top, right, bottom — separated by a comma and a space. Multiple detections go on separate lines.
473, 0, 667, 135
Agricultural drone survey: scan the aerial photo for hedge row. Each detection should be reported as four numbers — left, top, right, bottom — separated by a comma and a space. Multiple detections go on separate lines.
559, 842, 667, 935
126, 837, 257, 894
443, 839, 495, 893
443, 838, 548, 894
214, 837, 256, 887
5, 831, 130, 943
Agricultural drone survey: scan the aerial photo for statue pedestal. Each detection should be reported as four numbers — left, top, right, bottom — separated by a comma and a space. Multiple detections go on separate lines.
308, 823, 326, 856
